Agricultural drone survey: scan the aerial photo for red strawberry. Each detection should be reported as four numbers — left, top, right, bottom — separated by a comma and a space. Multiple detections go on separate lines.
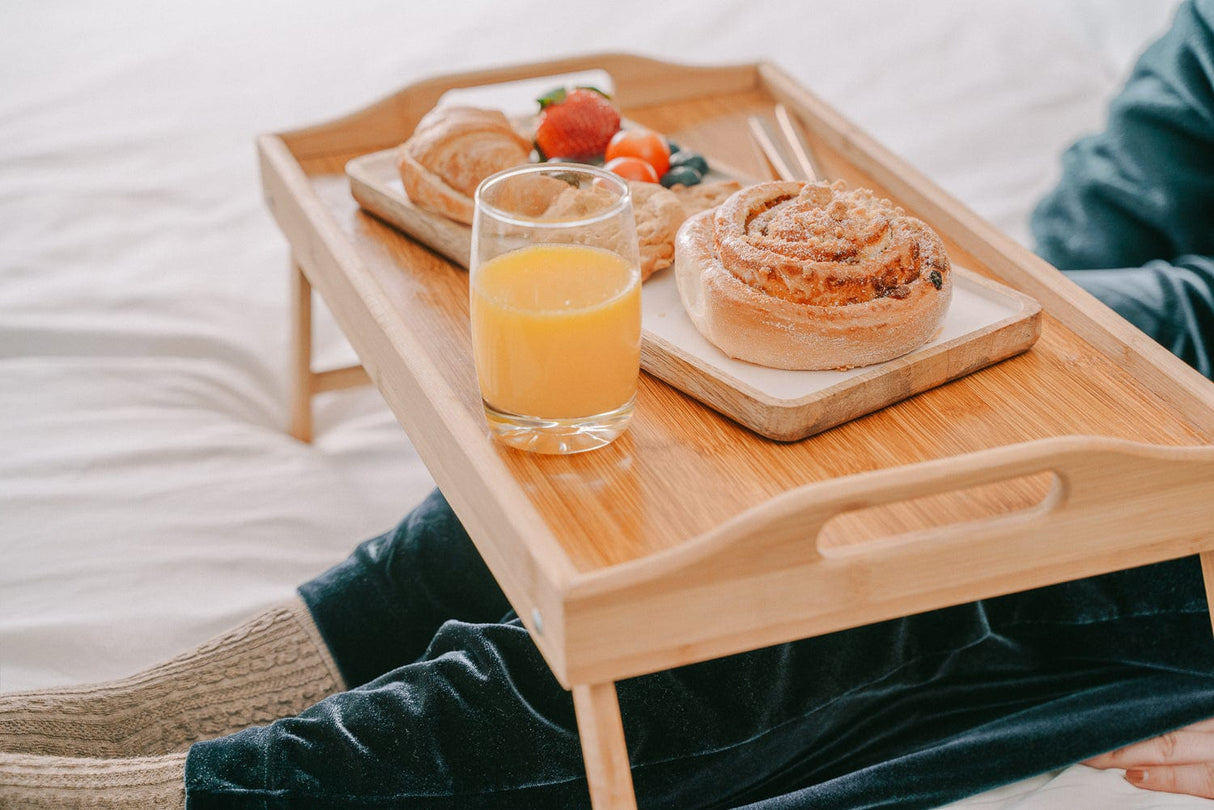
534, 87, 621, 161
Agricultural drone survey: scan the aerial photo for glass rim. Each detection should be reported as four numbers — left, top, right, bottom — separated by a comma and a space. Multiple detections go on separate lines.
473, 163, 632, 230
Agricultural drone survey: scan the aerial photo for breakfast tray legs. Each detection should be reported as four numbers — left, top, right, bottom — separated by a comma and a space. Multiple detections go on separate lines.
574, 683, 638, 809
288, 257, 639, 808
288, 259, 370, 442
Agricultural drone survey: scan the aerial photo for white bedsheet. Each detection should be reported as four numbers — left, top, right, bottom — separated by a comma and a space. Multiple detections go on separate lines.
0, 1, 1199, 806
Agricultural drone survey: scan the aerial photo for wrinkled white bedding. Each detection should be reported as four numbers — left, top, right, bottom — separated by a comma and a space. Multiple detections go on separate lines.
0, 1, 1199, 806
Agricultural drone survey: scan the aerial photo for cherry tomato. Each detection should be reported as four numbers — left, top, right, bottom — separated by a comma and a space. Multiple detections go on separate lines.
604, 156, 660, 183
605, 129, 671, 178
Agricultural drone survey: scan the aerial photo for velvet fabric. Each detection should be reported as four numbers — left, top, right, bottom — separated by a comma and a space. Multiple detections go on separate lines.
1032, 0, 1214, 376
184, 490, 1214, 809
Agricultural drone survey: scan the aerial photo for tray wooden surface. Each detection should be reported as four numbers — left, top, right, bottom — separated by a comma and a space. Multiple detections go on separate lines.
347, 146, 1042, 440
259, 54, 1214, 690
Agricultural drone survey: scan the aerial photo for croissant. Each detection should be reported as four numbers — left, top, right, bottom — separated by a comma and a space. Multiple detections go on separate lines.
674, 180, 952, 370
397, 106, 532, 225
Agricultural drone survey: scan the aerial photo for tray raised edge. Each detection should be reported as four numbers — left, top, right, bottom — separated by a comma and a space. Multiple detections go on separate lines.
262, 53, 1214, 689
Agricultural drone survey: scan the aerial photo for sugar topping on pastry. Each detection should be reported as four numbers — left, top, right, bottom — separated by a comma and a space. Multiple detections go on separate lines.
675, 180, 952, 370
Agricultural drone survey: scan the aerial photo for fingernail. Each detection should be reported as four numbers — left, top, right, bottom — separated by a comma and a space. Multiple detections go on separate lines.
1125, 768, 1147, 785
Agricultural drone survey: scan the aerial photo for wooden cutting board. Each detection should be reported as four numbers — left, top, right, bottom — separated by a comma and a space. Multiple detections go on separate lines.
346, 147, 1041, 440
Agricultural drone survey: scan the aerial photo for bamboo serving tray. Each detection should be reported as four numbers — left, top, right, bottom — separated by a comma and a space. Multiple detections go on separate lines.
347, 145, 1042, 440
258, 53, 1214, 809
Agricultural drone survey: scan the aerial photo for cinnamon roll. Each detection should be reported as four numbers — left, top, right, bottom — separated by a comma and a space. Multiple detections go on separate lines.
675, 180, 952, 370
397, 106, 533, 225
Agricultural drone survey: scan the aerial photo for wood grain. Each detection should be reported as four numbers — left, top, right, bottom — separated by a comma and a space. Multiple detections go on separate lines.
572, 684, 637, 810
288, 261, 314, 442
563, 436, 1214, 683
262, 54, 1214, 690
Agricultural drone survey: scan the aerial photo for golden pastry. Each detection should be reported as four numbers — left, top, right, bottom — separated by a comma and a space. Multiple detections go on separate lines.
397, 106, 532, 225
674, 180, 952, 370
627, 181, 686, 281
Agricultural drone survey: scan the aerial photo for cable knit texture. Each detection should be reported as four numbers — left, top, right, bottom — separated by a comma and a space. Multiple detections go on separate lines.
0, 751, 186, 809
0, 596, 344, 758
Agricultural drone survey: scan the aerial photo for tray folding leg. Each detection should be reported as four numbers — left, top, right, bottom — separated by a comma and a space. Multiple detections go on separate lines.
288, 258, 371, 442
572, 682, 638, 810
289, 260, 315, 442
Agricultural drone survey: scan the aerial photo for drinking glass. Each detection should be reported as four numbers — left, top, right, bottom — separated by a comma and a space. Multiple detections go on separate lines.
470, 163, 641, 454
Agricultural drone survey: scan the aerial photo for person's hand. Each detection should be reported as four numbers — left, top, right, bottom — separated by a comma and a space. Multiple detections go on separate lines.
1085, 718, 1214, 798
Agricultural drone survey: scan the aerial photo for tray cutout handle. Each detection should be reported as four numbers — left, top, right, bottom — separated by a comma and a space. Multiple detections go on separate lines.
580, 436, 1214, 601
817, 470, 1060, 558
566, 436, 1214, 685
775, 436, 1214, 568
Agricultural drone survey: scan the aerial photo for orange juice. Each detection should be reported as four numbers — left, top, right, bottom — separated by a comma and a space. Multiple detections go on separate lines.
471, 243, 641, 419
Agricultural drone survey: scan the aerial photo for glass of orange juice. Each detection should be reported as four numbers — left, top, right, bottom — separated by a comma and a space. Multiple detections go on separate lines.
470, 163, 641, 454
